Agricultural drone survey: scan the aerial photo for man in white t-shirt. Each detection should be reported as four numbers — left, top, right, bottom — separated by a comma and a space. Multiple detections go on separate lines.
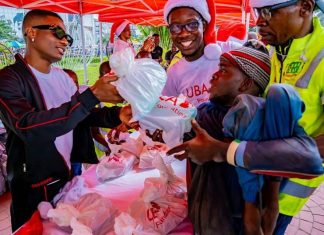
162, 0, 241, 107
0, 9, 131, 231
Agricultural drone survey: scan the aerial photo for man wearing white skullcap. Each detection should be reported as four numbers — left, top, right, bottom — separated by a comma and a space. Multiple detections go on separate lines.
162, 0, 241, 107
109, 20, 136, 55
248, 0, 324, 234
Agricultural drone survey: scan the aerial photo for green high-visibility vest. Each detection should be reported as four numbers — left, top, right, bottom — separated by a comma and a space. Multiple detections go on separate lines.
268, 17, 324, 216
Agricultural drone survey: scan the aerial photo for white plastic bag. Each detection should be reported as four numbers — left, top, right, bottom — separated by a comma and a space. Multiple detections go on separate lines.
110, 48, 167, 120
106, 131, 144, 157
114, 212, 159, 235
152, 154, 186, 199
47, 203, 80, 227
71, 217, 93, 235
53, 176, 91, 205
129, 157, 187, 234
48, 193, 118, 235
129, 194, 187, 234
96, 151, 136, 181
139, 95, 197, 148
139, 144, 169, 169
74, 193, 118, 235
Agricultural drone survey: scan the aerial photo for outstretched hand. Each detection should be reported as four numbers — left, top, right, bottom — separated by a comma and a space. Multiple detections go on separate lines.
90, 74, 123, 103
167, 120, 229, 165
119, 105, 140, 130
141, 37, 155, 52
107, 124, 128, 145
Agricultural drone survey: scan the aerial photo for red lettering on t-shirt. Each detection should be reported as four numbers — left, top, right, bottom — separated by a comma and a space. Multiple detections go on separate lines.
194, 85, 201, 96
202, 83, 208, 94
186, 84, 208, 98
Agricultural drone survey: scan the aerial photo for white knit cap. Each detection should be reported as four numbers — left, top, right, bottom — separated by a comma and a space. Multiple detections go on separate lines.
250, 0, 291, 8
115, 20, 130, 37
164, 0, 211, 23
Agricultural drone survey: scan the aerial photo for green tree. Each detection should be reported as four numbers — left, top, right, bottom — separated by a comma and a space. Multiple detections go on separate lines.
0, 19, 19, 41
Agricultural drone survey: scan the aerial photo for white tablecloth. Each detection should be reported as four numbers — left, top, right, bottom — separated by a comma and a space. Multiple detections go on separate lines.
43, 160, 193, 235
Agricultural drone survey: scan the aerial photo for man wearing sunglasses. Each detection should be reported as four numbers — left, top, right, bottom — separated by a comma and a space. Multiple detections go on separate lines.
0, 9, 132, 232
249, 0, 324, 234
162, 0, 241, 108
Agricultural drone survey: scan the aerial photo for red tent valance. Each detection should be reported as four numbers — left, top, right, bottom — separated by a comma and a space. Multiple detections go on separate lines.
0, 0, 254, 26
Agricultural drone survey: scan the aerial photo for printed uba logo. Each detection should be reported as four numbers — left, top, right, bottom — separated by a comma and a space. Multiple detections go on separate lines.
159, 96, 190, 108
146, 202, 171, 229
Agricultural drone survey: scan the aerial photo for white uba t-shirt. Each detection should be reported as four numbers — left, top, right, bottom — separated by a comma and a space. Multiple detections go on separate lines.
29, 65, 77, 169
162, 41, 241, 107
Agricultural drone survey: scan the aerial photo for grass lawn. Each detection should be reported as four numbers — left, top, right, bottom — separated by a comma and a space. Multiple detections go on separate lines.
75, 62, 100, 86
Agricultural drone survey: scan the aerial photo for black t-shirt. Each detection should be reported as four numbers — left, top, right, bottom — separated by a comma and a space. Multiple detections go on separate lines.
151, 45, 163, 60
165, 50, 173, 61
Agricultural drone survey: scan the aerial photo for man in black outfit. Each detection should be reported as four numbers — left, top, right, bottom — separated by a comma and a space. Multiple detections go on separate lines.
151, 33, 163, 63
0, 9, 131, 231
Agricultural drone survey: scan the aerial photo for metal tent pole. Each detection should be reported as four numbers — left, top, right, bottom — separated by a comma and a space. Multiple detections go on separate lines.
99, 22, 103, 64
79, 0, 88, 85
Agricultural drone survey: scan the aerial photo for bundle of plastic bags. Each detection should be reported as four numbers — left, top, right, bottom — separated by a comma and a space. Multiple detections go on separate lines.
110, 49, 197, 148
106, 130, 144, 158
114, 212, 159, 235
139, 95, 197, 148
110, 48, 167, 120
46, 193, 118, 235
52, 176, 91, 205
96, 151, 137, 181
127, 155, 187, 234
137, 129, 169, 169
152, 153, 186, 200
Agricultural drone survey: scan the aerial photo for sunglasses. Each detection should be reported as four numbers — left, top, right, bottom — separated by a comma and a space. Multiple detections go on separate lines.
168, 19, 202, 35
253, 0, 298, 22
30, 24, 74, 46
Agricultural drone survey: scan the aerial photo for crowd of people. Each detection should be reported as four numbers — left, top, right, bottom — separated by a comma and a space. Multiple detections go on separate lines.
0, 0, 323, 234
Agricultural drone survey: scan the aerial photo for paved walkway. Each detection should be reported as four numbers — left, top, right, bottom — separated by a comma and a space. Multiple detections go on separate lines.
285, 183, 324, 235
1, 184, 324, 234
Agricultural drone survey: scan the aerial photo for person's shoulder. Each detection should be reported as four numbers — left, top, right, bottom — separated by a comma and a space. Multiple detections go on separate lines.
168, 57, 186, 71
0, 60, 22, 80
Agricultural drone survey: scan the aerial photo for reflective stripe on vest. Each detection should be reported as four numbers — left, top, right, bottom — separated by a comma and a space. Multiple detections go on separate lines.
295, 49, 324, 88
279, 173, 324, 216
280, 180, 317, 198
278, 46, 324, 216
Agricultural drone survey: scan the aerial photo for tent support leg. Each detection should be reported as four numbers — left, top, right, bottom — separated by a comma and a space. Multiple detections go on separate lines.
99, 22, 103, 64
80, 13, 88, 85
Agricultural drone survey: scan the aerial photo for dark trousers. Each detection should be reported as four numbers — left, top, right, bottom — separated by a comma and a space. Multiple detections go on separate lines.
71, 162, 82, 176
10, 177, 67, 232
